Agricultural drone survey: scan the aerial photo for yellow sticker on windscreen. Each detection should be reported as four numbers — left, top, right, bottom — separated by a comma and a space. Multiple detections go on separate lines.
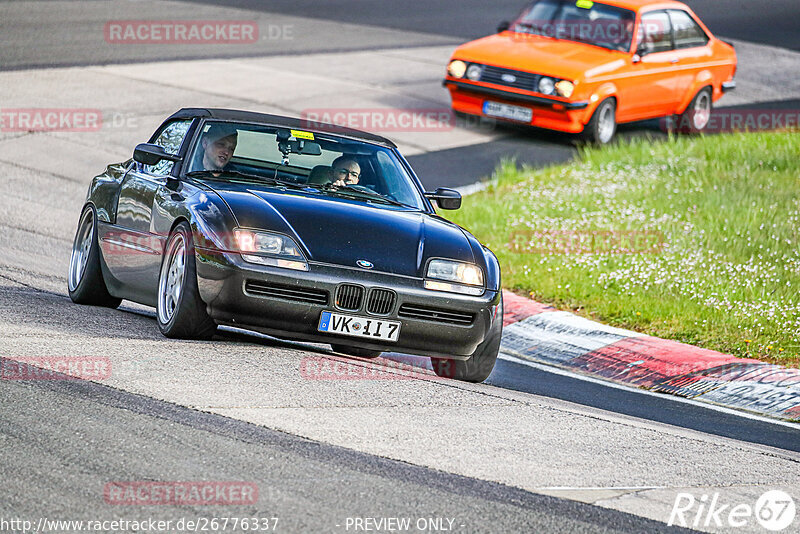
576, 0, 594, 8
291, 129, 315, 140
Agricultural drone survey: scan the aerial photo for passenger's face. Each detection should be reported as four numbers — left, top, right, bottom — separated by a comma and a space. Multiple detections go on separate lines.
203, 135, 237, 169
333, 161, 361, 185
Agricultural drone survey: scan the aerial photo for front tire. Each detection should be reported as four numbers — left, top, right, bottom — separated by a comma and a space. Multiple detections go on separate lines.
156, 222, 216, 340
68, 205, 121, 308
582, 97, 617, 145
430, 296, 503, 382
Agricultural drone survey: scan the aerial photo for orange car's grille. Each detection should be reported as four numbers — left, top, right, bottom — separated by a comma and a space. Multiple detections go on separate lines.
478, 65, 541, 92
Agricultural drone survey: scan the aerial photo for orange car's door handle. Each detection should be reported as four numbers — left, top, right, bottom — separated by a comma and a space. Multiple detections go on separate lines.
669, 58, 679, 64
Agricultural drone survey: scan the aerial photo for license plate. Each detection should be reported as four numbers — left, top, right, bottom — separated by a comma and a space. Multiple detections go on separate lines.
483, 101, 533, 122
318, 311, 401, 342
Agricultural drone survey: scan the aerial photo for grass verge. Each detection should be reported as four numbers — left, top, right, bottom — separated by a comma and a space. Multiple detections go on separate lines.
449, 132, 800, 366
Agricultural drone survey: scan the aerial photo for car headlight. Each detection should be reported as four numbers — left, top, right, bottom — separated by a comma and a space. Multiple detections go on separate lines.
447, 60, 467, 79
234, 229, 308, 271
555, 80, 575, 98
465, 64, 483, 81
538, 77, 555, 95
425, 259, 484, 296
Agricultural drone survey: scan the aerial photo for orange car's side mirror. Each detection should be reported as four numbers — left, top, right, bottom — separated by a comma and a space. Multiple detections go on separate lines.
633, 42, 648, 63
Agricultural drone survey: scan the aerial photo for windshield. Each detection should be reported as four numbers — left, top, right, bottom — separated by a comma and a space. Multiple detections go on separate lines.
511, 0, 636, 52
186, 120, 426, 210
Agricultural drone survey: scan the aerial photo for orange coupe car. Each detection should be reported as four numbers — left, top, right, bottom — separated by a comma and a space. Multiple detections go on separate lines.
443, 0, 737, 143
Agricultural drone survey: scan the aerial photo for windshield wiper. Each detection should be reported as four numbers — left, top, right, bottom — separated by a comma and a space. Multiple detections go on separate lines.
186, 170, 306, 190
316, 184, 416, 209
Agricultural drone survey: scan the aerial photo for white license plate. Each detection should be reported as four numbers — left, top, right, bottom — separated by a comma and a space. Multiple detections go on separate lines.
483, 101, 533, 122
318, 311, 401, 342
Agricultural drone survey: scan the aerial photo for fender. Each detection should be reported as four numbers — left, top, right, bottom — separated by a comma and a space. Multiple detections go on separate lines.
86, 159, 131, 223
676, 71, 714, 114
582, 82, 618, 124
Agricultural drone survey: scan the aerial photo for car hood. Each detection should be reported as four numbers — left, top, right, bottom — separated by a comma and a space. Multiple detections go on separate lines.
453, 33, 628, 81
211, 185, 477, 277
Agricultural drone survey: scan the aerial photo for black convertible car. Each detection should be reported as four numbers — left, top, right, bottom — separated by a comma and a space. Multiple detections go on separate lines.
68, 108, 502, 382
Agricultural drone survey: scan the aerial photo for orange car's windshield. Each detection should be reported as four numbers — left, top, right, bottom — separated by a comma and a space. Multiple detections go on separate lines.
512, 0, 636, 52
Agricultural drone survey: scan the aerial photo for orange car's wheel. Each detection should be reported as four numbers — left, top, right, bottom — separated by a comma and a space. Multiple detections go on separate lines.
677, 87, 713, 134
582, 98, 617, 145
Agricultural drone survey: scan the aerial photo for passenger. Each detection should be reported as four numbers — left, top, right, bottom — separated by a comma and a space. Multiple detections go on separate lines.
331, 155, 361, 187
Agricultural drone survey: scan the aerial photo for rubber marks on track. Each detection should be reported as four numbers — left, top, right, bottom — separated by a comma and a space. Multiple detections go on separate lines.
500, 290, 800, 422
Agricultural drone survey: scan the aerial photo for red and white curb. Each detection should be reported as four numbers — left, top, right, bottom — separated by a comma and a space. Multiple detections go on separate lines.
500, 290, 800, 422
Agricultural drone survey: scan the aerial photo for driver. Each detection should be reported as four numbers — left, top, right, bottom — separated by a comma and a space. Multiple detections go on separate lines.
331, 155, 361, 187
194, 123, 238, 172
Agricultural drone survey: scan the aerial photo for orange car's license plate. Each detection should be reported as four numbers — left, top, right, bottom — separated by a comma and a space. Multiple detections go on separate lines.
483, 101, 532, 122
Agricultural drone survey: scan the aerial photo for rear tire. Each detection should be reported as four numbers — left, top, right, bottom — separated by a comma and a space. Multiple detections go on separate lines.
676, 87, 712, 134
68, 205, 121, 309
430, 296, 503, 382
582, 97, 617, 145
156, 222, 217, 340
331, 344, 383, 359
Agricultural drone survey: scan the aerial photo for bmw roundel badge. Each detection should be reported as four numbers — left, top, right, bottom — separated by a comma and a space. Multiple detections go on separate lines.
356, 259, 373, 269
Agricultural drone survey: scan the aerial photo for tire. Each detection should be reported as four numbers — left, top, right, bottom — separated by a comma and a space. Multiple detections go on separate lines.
68, 205, 122, 309
582, 97, 617, 145
676, 87, 712, 134
331, 344, 383, 359
430, 296, 503, 383
156, 222, 216, 340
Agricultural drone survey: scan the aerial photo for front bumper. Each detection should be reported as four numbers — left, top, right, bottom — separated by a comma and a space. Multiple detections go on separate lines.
195, 248, 501, 360
722, 80, 737, 93
444, 79, 590, 134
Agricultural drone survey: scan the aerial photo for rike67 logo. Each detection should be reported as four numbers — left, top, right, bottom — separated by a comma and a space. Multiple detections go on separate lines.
669, 490, 796, 531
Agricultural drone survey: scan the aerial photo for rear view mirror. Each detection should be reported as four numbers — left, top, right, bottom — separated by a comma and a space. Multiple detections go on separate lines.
133, 143, 181, 166
497, 21, 511, 33
424, 187, 462, 210
294, 140, 322, 156
278, 139, 322, 156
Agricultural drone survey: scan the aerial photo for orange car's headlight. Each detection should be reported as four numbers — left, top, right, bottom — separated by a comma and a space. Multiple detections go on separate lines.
447, 60, 467, 79
555, 80, 575, 98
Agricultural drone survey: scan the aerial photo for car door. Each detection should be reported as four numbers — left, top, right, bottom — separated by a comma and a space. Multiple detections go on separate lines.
667, 9, 712, 103
619, 10, 679, 120
104, 119, 192, 298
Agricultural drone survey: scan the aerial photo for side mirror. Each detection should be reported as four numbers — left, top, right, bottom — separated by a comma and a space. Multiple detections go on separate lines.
497, 21, 510, 33
632, 42, 647, 63
424, 187, 462, 210
133, 143, 181, 166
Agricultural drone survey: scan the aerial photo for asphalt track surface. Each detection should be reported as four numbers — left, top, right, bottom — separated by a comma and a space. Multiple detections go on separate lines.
1, 362, 687, 533
2, 1, 800, 531
183, 0, 800, 51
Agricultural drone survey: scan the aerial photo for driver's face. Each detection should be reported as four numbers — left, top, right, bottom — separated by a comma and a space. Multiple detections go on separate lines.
203, 135, 237, 170
333, 161, 361, 185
